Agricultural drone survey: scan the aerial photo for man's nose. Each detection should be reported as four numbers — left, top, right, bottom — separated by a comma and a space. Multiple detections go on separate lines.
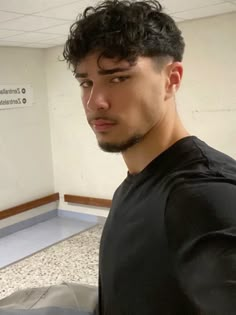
85, 86, 110, 111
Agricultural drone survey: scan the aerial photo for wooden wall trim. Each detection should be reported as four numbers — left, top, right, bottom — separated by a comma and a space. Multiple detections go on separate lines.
64, 194, 112, 208
0, 193, 60, 220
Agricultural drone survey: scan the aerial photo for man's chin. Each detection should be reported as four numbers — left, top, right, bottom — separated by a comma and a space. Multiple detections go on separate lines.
97, 135, 143, 153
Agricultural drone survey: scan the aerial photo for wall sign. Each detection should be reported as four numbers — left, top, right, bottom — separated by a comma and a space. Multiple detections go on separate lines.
0, 85, 33, 110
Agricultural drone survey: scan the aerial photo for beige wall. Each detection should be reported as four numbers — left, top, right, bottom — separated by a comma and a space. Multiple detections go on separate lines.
0, 47, 54, 211
178, 12, 236, 156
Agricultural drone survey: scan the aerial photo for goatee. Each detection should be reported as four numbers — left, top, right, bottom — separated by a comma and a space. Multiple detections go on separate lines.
98, 135, 144, 153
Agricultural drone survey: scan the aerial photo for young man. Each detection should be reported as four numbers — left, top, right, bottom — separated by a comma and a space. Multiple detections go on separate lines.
63, 1, 236, 314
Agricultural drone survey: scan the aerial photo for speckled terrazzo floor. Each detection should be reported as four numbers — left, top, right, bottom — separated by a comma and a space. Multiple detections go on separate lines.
0, 224, 103, 300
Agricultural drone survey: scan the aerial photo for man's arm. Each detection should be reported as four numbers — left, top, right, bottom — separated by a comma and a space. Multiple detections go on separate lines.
165, 181, 236, 315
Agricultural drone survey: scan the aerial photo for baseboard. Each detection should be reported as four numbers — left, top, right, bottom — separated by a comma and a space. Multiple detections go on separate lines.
57, 209, 106, 225
0, 209, 57, 238
0, 209, 106, 239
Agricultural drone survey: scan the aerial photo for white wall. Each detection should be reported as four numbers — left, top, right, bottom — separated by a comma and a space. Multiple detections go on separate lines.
45, 12, 236, 217
178, 12, 236, 157
0, 47, 54, 211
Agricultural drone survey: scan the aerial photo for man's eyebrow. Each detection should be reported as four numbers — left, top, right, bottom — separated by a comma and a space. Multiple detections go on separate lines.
75, 67, 131, 79
98, 67, 131, 75
75, 72, 88, 79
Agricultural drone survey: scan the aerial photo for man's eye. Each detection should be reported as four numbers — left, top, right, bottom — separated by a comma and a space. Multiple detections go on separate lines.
111, 76, 130, 83
80, 81, 92, 88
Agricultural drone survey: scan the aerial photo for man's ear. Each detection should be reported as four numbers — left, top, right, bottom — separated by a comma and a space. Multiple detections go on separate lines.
164, 62, 183, 101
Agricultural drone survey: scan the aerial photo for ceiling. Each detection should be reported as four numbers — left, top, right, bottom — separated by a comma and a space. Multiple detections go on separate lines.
0, 0, 235, 49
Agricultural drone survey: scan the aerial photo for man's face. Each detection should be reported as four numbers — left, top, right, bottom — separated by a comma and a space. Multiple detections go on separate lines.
75, 53, 175, 152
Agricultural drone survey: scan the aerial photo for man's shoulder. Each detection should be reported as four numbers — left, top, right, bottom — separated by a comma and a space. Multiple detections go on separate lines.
167, 179, 236, 206
191, 137, 236, 177
164, 137, 236, 188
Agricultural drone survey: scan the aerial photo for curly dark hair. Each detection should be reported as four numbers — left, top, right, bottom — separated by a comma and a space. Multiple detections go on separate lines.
63, 0, 185, 70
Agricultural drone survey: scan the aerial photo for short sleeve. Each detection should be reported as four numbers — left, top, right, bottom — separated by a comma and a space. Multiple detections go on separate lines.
165, 181, 236, 315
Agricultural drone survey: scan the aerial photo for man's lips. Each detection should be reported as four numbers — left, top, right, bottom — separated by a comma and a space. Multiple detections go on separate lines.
90, 119, 116, 132
91, 119, 115, 126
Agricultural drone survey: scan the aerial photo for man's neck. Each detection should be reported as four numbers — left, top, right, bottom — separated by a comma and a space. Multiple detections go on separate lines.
122, 114, 189, 175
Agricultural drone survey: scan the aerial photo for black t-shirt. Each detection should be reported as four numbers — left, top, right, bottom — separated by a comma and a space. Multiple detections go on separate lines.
98, 136, 236, 315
